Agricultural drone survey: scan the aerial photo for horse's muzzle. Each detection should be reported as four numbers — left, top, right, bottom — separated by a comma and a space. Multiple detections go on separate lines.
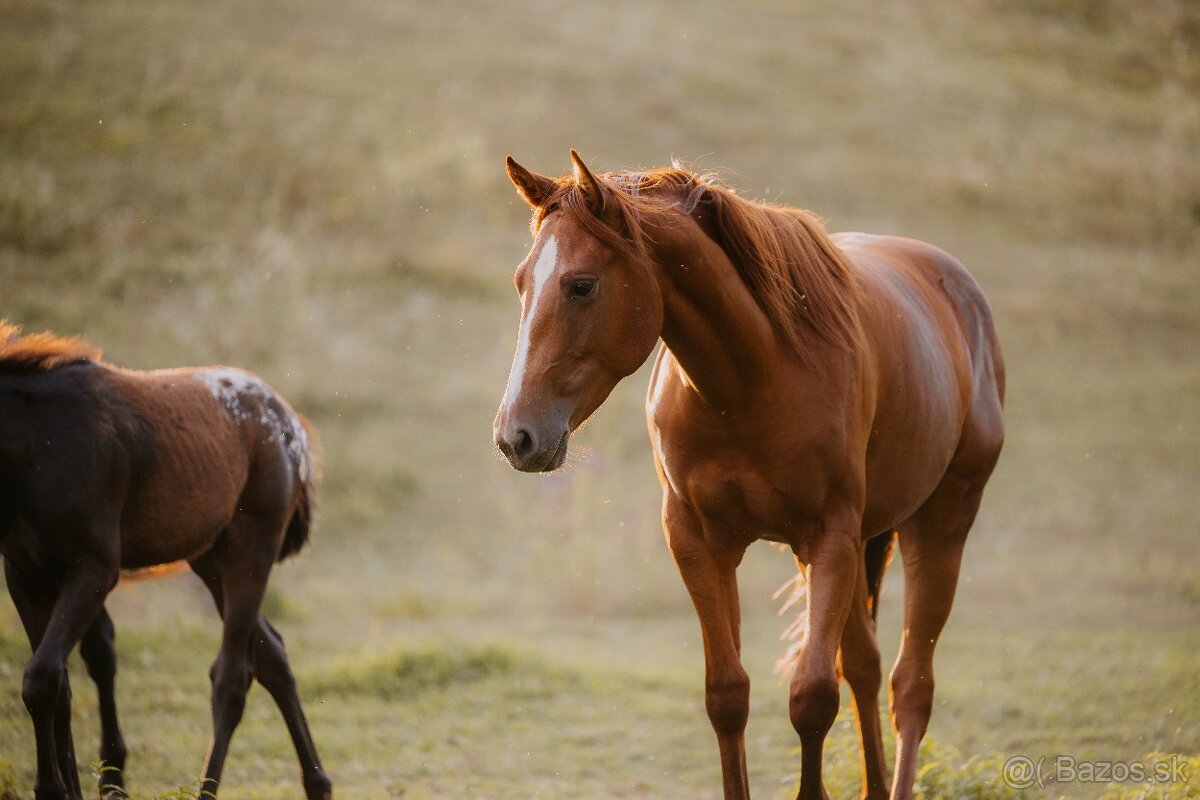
494, 422, 569, 472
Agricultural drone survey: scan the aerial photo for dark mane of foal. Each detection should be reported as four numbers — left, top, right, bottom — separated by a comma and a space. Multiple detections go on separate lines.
536, 167, 863, 361
0, 320, 102, 372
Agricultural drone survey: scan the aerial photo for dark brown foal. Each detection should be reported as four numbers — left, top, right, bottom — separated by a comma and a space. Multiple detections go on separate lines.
0, 323, 331, 800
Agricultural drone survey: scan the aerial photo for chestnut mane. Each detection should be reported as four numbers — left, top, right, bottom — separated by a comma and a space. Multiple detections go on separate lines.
0, 320, 103, 371
535, 167, 862, 362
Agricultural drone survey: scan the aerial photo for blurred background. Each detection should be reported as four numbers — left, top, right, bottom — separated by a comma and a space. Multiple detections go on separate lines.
1, 1, 1197, 797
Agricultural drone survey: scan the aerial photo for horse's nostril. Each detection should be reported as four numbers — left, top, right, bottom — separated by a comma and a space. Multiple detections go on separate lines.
495, 435, 513, 459
513, 429, 534, 459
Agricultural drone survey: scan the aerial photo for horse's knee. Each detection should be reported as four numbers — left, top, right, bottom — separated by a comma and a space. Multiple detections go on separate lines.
705, 669, 750, 736
22, 658, 65, 716
256, 654, 298, 697
210, 658, 253, 724
889, 659, 934, 733
789, 672, 840, 741
253, 624, 297, 695
80, 628, 117, 684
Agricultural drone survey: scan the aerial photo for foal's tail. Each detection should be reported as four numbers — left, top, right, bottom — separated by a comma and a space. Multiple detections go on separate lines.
279, 413, 320, 561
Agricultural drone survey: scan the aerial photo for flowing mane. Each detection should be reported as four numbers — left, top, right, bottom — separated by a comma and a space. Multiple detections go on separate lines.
536, 166, 862, 361
0, 320, 103, 371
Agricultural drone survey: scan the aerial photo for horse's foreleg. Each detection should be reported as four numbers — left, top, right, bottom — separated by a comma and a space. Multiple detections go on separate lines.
52, 672, 83, 800
838, 564, 889, 800
664, 496, 751, 800
790, 514, 861, 800
253, 616, 332, 800
6, 552, 116, 800
888, 478, 981, 800
80, 608, 128, 798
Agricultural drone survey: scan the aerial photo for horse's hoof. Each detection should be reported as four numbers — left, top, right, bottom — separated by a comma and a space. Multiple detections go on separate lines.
304, 773, 333, 800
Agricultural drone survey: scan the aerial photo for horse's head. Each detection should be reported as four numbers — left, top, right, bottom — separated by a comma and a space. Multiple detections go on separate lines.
493, 151, 663, 472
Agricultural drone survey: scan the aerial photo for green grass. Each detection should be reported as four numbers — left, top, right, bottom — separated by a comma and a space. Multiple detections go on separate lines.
1, 0, 1198, 797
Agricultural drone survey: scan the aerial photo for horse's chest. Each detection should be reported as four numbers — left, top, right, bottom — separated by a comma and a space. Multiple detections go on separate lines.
677, 457, 823, 544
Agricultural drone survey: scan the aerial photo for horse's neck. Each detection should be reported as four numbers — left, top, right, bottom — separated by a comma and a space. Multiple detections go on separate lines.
648, 212, 784, 409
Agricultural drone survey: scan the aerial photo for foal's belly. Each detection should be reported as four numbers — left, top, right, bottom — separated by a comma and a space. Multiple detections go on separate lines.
120, 505, 239, 570
119, 424, 249, 569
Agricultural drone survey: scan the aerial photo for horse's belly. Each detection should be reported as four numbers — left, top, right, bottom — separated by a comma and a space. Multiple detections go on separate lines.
861, 407, 963, 534
120, 512, 235, 569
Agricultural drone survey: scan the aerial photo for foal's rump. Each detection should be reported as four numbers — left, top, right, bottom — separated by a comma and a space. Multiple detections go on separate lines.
111, 365, 316, 568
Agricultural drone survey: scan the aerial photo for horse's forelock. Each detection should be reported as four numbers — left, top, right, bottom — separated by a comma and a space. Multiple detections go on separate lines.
535, 166, 709, 262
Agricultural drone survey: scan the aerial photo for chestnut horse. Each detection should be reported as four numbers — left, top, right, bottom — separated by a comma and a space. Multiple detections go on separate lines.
493, 152, 1005, 800
0, 322, 331, 800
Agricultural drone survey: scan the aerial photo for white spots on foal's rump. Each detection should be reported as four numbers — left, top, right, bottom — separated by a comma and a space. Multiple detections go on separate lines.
503, 234, 559, 410
194, 368, 312, 484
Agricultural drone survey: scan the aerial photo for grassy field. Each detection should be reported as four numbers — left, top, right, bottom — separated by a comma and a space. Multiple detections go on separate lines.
1, 0, 1198, 798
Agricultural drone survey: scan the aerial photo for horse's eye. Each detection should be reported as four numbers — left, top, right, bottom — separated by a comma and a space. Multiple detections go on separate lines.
568, 277, 597, 299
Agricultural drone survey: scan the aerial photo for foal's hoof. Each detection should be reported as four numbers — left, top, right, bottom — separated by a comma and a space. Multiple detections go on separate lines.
100, 781, 128, 800
99, 769, 127, 799
304, 772, 333, 800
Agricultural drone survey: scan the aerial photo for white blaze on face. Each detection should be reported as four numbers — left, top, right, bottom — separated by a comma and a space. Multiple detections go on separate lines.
503, 234, 559, 411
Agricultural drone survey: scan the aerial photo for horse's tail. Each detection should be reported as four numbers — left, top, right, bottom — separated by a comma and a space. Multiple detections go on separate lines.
279, 413, 320, 561
772, 530, 897, 677
864, 530, 897, 621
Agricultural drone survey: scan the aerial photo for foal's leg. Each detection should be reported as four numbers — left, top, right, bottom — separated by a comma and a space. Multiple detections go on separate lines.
189, 517, 279, 799
838, 566, 888, 800
6, 549, 117, 800
887, 476, 983, 800
79, 608, 128, 798
664, 497, 751, 800
4, 555, 68, 799
789, 511, 860, 800
253, 618, 332, 800
190, 558, 331, 800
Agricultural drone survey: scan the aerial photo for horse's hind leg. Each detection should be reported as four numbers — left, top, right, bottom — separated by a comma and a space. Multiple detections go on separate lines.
188, 555, 331, 800
838, 565, 889, 800
254, 617, 332, 799
188, 521, 278, 800
80, 608, 128, 798
887, 475, 984, 800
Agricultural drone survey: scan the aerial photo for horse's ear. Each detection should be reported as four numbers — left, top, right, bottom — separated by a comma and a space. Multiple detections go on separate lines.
506, 156, 556, 208
569, 149, 605, 216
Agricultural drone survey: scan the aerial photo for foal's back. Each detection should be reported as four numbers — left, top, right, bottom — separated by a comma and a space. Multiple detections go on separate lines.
0, 360, 309, 570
